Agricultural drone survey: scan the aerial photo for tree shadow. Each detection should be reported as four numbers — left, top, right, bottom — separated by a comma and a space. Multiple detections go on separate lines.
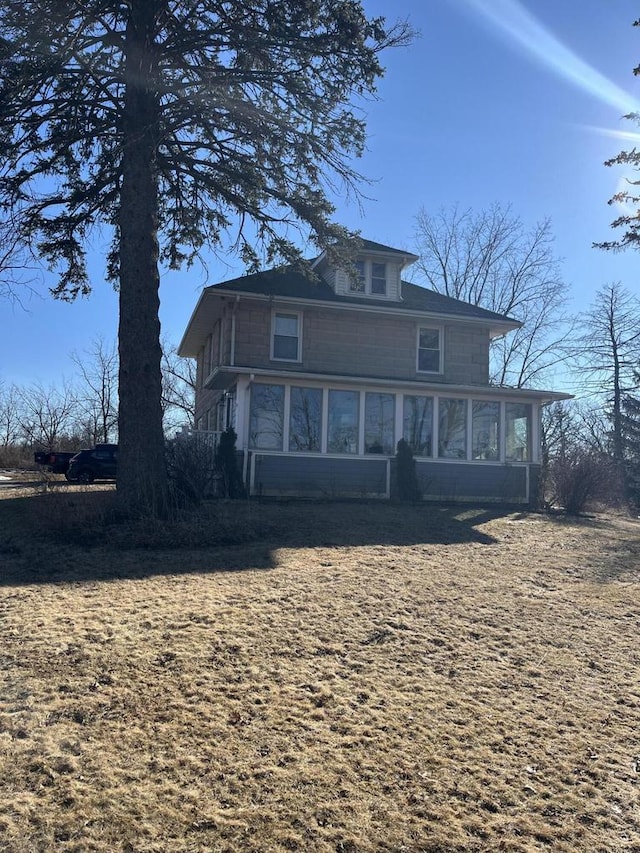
515, 508, 640, 585
0, 492, 506, 587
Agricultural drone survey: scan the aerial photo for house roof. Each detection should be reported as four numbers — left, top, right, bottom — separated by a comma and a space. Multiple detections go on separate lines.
358, 239, 420, 259
207, 266, 518, 322
179, 264, 521, 357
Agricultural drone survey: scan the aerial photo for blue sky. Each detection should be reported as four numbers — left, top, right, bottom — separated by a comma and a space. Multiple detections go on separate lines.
1, 0, 639, 392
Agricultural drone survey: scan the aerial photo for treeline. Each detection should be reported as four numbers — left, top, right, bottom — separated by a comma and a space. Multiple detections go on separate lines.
542, 281, 640, 513
541, 399, 640, 513
0, 338, 194, 466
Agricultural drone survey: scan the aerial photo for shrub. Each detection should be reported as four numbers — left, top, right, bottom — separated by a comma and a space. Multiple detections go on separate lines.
395, 439, 421, 503
215, 427, 245, 499
166, 432, 219, 504
549, 450, 615, 514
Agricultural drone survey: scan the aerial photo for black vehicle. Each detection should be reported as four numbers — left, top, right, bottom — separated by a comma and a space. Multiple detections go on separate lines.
66, 444, 118, 484
33, 450, 77, 475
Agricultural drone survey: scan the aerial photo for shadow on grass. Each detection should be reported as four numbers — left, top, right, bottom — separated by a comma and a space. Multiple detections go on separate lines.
0, 490, 512, 586
513, 508, 640, 584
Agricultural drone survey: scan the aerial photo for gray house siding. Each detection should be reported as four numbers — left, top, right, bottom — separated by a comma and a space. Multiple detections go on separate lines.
251, 454, 389, 498
231, 301, 490, 385
412, 461, 529, 502
248, 453, 533, 504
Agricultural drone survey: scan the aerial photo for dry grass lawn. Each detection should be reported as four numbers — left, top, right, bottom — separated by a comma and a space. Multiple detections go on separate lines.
0, 485, 639, 852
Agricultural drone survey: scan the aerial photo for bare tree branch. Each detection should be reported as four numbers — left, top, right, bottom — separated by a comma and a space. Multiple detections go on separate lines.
414, 203, 572, 388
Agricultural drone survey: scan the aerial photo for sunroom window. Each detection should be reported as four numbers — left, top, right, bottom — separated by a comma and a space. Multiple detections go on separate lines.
438, 398, 467, 459
472, 401, 500, 461
249, 383, 284, 450
506, 403, 531, 461
327, 389, 359, 454
403, 395, 433, 456
364, 392, 395, 454
289, 386, 322, 452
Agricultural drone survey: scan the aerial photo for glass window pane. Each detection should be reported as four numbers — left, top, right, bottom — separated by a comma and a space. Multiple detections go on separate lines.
273, 313, 299, 360
472, 401, 500, 460
438, 398, 467, 459
249, 384, 284, 450
418, 349, 440, 372
328, 390, 359, 454
289, 387, 322, 451
364, 393, 395, 454
371, 262, 386, 295
351, 260, 366, 292
418, 327, 441, 372
273, 335, 298, 360
403, 395, 433, 456
419, 328, 439, 349
275, 314, 298, 336
506, 403, 531, 461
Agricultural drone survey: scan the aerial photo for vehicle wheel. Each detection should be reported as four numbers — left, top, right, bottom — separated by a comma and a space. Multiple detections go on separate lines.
78, 469, 94, 485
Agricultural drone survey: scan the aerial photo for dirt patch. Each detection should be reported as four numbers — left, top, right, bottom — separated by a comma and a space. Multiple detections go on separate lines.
0, 496, 638, 852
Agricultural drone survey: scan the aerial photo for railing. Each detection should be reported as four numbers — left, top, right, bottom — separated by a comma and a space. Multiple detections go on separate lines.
174, 427, 224, 451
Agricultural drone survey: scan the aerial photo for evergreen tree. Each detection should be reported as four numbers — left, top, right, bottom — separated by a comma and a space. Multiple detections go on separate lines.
0, 0, 411, 515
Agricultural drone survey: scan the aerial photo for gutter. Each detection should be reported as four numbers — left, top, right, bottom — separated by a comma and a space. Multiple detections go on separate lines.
206, 364, 573, 404
201, 288, 520, 338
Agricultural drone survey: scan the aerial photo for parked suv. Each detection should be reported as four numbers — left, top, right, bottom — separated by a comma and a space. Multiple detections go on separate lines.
66, 444, 118, 484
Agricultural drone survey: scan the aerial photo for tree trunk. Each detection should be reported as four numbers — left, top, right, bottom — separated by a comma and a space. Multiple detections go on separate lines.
609, 312, 629, 504
117, 1, 169, 516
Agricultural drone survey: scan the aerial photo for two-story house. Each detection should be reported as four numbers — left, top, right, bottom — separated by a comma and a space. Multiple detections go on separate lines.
178, 239, 570, 503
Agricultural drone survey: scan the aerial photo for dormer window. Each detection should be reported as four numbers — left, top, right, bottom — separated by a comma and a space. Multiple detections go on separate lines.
371, 262, 387, 295
349, 259, 387, 296
351, 260, 366, 292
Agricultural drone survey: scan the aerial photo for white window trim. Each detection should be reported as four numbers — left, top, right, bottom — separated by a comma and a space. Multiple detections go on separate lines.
348, 259, 389, 298
239, 380, 540, 464
416, 325, 444, 375
270, 309, 303, 363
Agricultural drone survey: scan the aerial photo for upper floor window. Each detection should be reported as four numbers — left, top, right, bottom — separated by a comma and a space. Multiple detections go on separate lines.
349, 259, 387, 296
417, 327, 442, 373
371, 263, 387, 295
351, 260, 366, 292
271, 311, 301, 362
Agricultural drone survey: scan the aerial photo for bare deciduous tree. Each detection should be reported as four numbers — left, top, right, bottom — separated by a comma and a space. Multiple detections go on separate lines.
572, 282, 640, 500
414, 203, 571, 388
161, 343, 196, 435
71, 337, 119, 445
0, 381, 22, 447
18, 382, 77, 450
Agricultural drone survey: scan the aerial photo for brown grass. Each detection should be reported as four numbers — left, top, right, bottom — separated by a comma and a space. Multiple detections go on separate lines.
0, 487, 639, 852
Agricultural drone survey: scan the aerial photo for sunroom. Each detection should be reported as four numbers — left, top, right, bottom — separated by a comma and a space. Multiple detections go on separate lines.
212, 371, 569, 504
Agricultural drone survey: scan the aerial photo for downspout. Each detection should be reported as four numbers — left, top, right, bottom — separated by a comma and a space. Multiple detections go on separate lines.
230, 294, 240, 367
242, 373, 254, 490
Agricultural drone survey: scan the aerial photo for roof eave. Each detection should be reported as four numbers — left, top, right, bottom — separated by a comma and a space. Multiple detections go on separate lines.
194, 286, 520, 333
